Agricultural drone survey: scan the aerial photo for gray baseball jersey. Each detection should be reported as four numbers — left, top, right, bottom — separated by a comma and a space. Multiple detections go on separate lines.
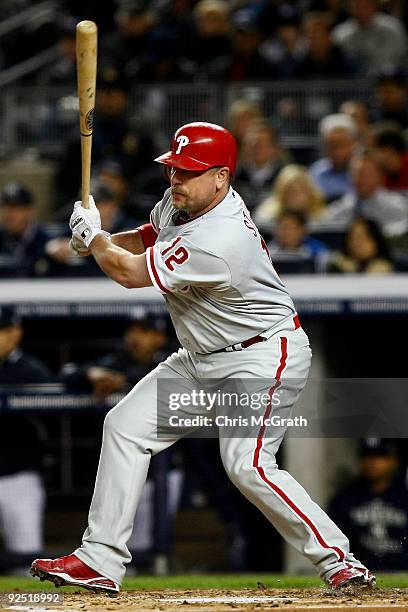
146, 186, 296, 353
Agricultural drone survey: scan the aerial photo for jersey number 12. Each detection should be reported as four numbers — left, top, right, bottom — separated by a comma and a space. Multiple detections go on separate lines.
162, 237, 190, 271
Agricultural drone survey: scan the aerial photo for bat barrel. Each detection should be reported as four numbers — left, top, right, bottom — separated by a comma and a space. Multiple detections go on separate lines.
76, 20, 97, 208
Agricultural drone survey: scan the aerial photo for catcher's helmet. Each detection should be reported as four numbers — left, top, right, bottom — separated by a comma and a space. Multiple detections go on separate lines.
154, 122, 237, 176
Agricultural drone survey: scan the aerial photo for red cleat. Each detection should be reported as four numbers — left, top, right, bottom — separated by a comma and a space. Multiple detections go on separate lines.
30, 554, 119, 595
328, 566, 376, 590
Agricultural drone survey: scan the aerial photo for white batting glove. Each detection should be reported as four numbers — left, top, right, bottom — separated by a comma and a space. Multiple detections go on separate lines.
69, 235, 92, 256
70, 232, 111, 255
69, 195, 103, 248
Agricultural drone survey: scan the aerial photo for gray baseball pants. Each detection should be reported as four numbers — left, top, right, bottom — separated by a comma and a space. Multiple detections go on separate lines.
75, 326, 364, 584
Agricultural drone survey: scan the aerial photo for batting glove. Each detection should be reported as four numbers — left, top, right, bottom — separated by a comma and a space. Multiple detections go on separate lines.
69, 235, 91, 256
69, 196, 104, 248
70, 232, 111, 255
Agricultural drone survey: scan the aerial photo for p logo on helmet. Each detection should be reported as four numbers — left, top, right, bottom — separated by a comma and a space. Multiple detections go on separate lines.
175, 135, 189, 155
154, 121, 237, 177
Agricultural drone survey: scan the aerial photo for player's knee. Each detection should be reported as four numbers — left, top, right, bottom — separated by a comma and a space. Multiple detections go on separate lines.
223, 451, 278, 492
222, 453, 252, 487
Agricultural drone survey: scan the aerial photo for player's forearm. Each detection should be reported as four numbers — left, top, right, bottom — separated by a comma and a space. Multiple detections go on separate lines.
111, 230, 145, 254
90, 235, 151, 289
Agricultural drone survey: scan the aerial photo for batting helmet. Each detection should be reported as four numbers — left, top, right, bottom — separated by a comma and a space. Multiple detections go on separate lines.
154, 122, 237, 176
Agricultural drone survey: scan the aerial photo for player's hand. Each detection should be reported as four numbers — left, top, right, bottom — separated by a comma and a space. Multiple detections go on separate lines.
69, 235, 91, 257
46, 237, 78, 262
69, 195, 102, 248
87, 367, 126, 400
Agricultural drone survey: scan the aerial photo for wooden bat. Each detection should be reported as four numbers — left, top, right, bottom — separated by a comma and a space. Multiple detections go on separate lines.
76, 20, 97, 209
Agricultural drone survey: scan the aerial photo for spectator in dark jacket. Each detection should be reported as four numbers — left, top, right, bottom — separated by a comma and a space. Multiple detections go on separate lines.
371, 71, 408, 129
62, 314, 168, 401
0, 183, 49, 278
293, 12, 355, 79
0, 306, 51, 572
328, 439, 408, 570
327, 217, 394, 274
226, 8, 275, 81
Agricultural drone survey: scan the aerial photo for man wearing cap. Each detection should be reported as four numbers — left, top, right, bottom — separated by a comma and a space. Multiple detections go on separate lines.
0, 306, 51, 572
32, 122, 375, 592
62, 314, 168, 401
328, 439, 408, 571
0, 183, 49, 277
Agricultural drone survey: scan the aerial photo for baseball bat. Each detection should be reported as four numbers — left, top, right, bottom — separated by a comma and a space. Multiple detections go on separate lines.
76, 20, 97, 209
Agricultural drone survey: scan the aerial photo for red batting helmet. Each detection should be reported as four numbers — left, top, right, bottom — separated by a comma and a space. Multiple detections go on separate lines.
154, 122, 237, 176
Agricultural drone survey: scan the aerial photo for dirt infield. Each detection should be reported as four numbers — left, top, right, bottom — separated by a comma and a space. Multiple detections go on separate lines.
2, 587, 407, 612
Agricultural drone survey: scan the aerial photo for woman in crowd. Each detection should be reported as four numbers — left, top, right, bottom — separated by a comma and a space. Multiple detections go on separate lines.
253, 164, 326, 234
327, 217, 394, 274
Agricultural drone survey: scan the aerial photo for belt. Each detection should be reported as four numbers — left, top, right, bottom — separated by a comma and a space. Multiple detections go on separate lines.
208, 314, 301, 355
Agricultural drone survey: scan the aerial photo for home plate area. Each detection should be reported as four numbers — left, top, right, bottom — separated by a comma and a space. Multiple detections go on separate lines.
2, 588, 408, 612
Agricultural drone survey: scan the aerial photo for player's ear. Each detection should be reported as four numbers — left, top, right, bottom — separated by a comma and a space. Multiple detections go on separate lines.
215, 167, 230, 189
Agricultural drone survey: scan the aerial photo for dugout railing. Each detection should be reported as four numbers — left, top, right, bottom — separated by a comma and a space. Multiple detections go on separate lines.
0, 79, 374, 156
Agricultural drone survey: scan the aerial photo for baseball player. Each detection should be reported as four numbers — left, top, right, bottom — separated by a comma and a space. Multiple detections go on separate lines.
31, 123, 375, 593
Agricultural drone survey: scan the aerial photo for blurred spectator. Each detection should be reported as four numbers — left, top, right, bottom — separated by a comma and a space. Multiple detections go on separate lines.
227, 99, 264, 152
305, 0, 349, 27
63, 0, 116, 34
267, 211, 329, 273
372, 125, 408, 190
97, 159, 146, 222
293, 12, 355, 79
97, 159, 131, 208
372, 70, 408, 128
328, 439, 408, 570
309, 113, 357, 202
0, 183, 49, 278
234, 121, 287, 211
135, 0, 193, 82
0, 306, 50, 573
319, 150, 408, 238
134, 32, 187, 83
131, 167, 170, 223
45, 182, 137, 277
227, 8, 275, 81
327, 217, 394, 273
338, 100, 371, 142
260, 5, 303, 79
38, 18, 77, 87
155, 0, 194, 44
93, 181, 137, 234
332, 0, 408, 76
254, 164, 326, 234
183, 0, 231, 81
101, 1, 158, 80
56, 65, 157, 204
62, 314, 168, 401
